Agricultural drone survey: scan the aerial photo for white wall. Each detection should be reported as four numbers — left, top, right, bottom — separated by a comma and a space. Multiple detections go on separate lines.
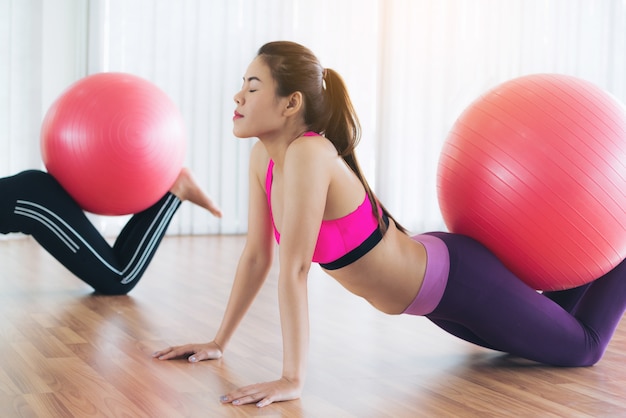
2, 0, 626, 237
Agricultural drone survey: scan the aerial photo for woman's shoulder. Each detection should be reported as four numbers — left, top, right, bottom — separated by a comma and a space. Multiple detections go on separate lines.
250, 140, 270, 164
250, 139, 268, 158
249, 140, 271, 180
287, 133, 336, 161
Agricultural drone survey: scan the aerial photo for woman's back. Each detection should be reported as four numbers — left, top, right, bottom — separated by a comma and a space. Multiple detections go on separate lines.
260, 136, 428, 314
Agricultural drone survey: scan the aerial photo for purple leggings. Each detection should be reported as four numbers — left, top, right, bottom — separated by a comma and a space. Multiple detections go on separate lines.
417, 232, 626, 366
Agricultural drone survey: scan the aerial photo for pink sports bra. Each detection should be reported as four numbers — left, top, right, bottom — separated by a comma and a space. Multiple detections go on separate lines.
265, 135, 388, 269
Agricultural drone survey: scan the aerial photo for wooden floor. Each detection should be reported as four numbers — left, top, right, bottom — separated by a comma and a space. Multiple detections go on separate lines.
1, 235, 626, 417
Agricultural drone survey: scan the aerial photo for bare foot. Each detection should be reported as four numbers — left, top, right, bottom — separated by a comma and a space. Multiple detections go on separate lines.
170, 168, 222, 217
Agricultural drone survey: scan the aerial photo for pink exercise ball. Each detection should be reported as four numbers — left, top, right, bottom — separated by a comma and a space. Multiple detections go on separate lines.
41, 72, 186, 215
437, 74, 626, 291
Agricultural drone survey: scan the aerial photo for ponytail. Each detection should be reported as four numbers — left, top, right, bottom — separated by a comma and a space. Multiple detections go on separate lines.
321, 69, 407, 234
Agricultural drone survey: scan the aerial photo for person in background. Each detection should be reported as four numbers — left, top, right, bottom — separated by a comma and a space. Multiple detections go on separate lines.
0, 167, 221, 294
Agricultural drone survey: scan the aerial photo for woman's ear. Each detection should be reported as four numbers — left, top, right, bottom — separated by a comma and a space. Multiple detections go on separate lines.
284, 91, 303, 116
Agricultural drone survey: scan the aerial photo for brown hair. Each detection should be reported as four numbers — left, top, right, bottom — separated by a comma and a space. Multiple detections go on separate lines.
257, 41, 406, 234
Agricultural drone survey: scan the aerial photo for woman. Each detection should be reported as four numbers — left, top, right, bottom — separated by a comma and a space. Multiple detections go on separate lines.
154, 41, 626, 407
1, 168, 221, 294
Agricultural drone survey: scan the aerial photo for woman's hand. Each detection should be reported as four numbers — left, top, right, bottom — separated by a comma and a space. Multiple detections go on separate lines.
220, 377, 302, 408
152, 341, 223, 362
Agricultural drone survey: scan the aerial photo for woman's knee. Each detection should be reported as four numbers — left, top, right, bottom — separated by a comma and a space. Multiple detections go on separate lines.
90, 279, 138, 296
11, 170, 65, 197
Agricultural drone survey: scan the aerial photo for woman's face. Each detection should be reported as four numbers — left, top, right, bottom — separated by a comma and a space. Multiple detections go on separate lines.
232, 57, 288, 139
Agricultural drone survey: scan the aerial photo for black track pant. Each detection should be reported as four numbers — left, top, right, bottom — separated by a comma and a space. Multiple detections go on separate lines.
0, 170, 181, 294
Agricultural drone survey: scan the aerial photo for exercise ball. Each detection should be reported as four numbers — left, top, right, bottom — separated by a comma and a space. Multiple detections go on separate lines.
41, 72, 186, 215
437, 74, 626, 291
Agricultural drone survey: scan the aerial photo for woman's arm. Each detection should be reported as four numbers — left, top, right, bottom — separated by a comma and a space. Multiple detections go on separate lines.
154, 142, 275, 361
276, 139, 331, 383
221, 137, 332, 407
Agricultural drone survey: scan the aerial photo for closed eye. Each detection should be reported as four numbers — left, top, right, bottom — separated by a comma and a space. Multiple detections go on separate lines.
242, 75, 262, 93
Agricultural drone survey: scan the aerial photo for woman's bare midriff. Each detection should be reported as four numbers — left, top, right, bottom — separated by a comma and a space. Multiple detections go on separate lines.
324, 221, 428, 315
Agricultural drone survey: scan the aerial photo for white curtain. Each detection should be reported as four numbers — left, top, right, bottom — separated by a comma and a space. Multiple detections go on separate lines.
2, 0, 626, 237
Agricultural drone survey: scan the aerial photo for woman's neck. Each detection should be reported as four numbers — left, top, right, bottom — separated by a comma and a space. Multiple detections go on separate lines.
260, 125, 309, 167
